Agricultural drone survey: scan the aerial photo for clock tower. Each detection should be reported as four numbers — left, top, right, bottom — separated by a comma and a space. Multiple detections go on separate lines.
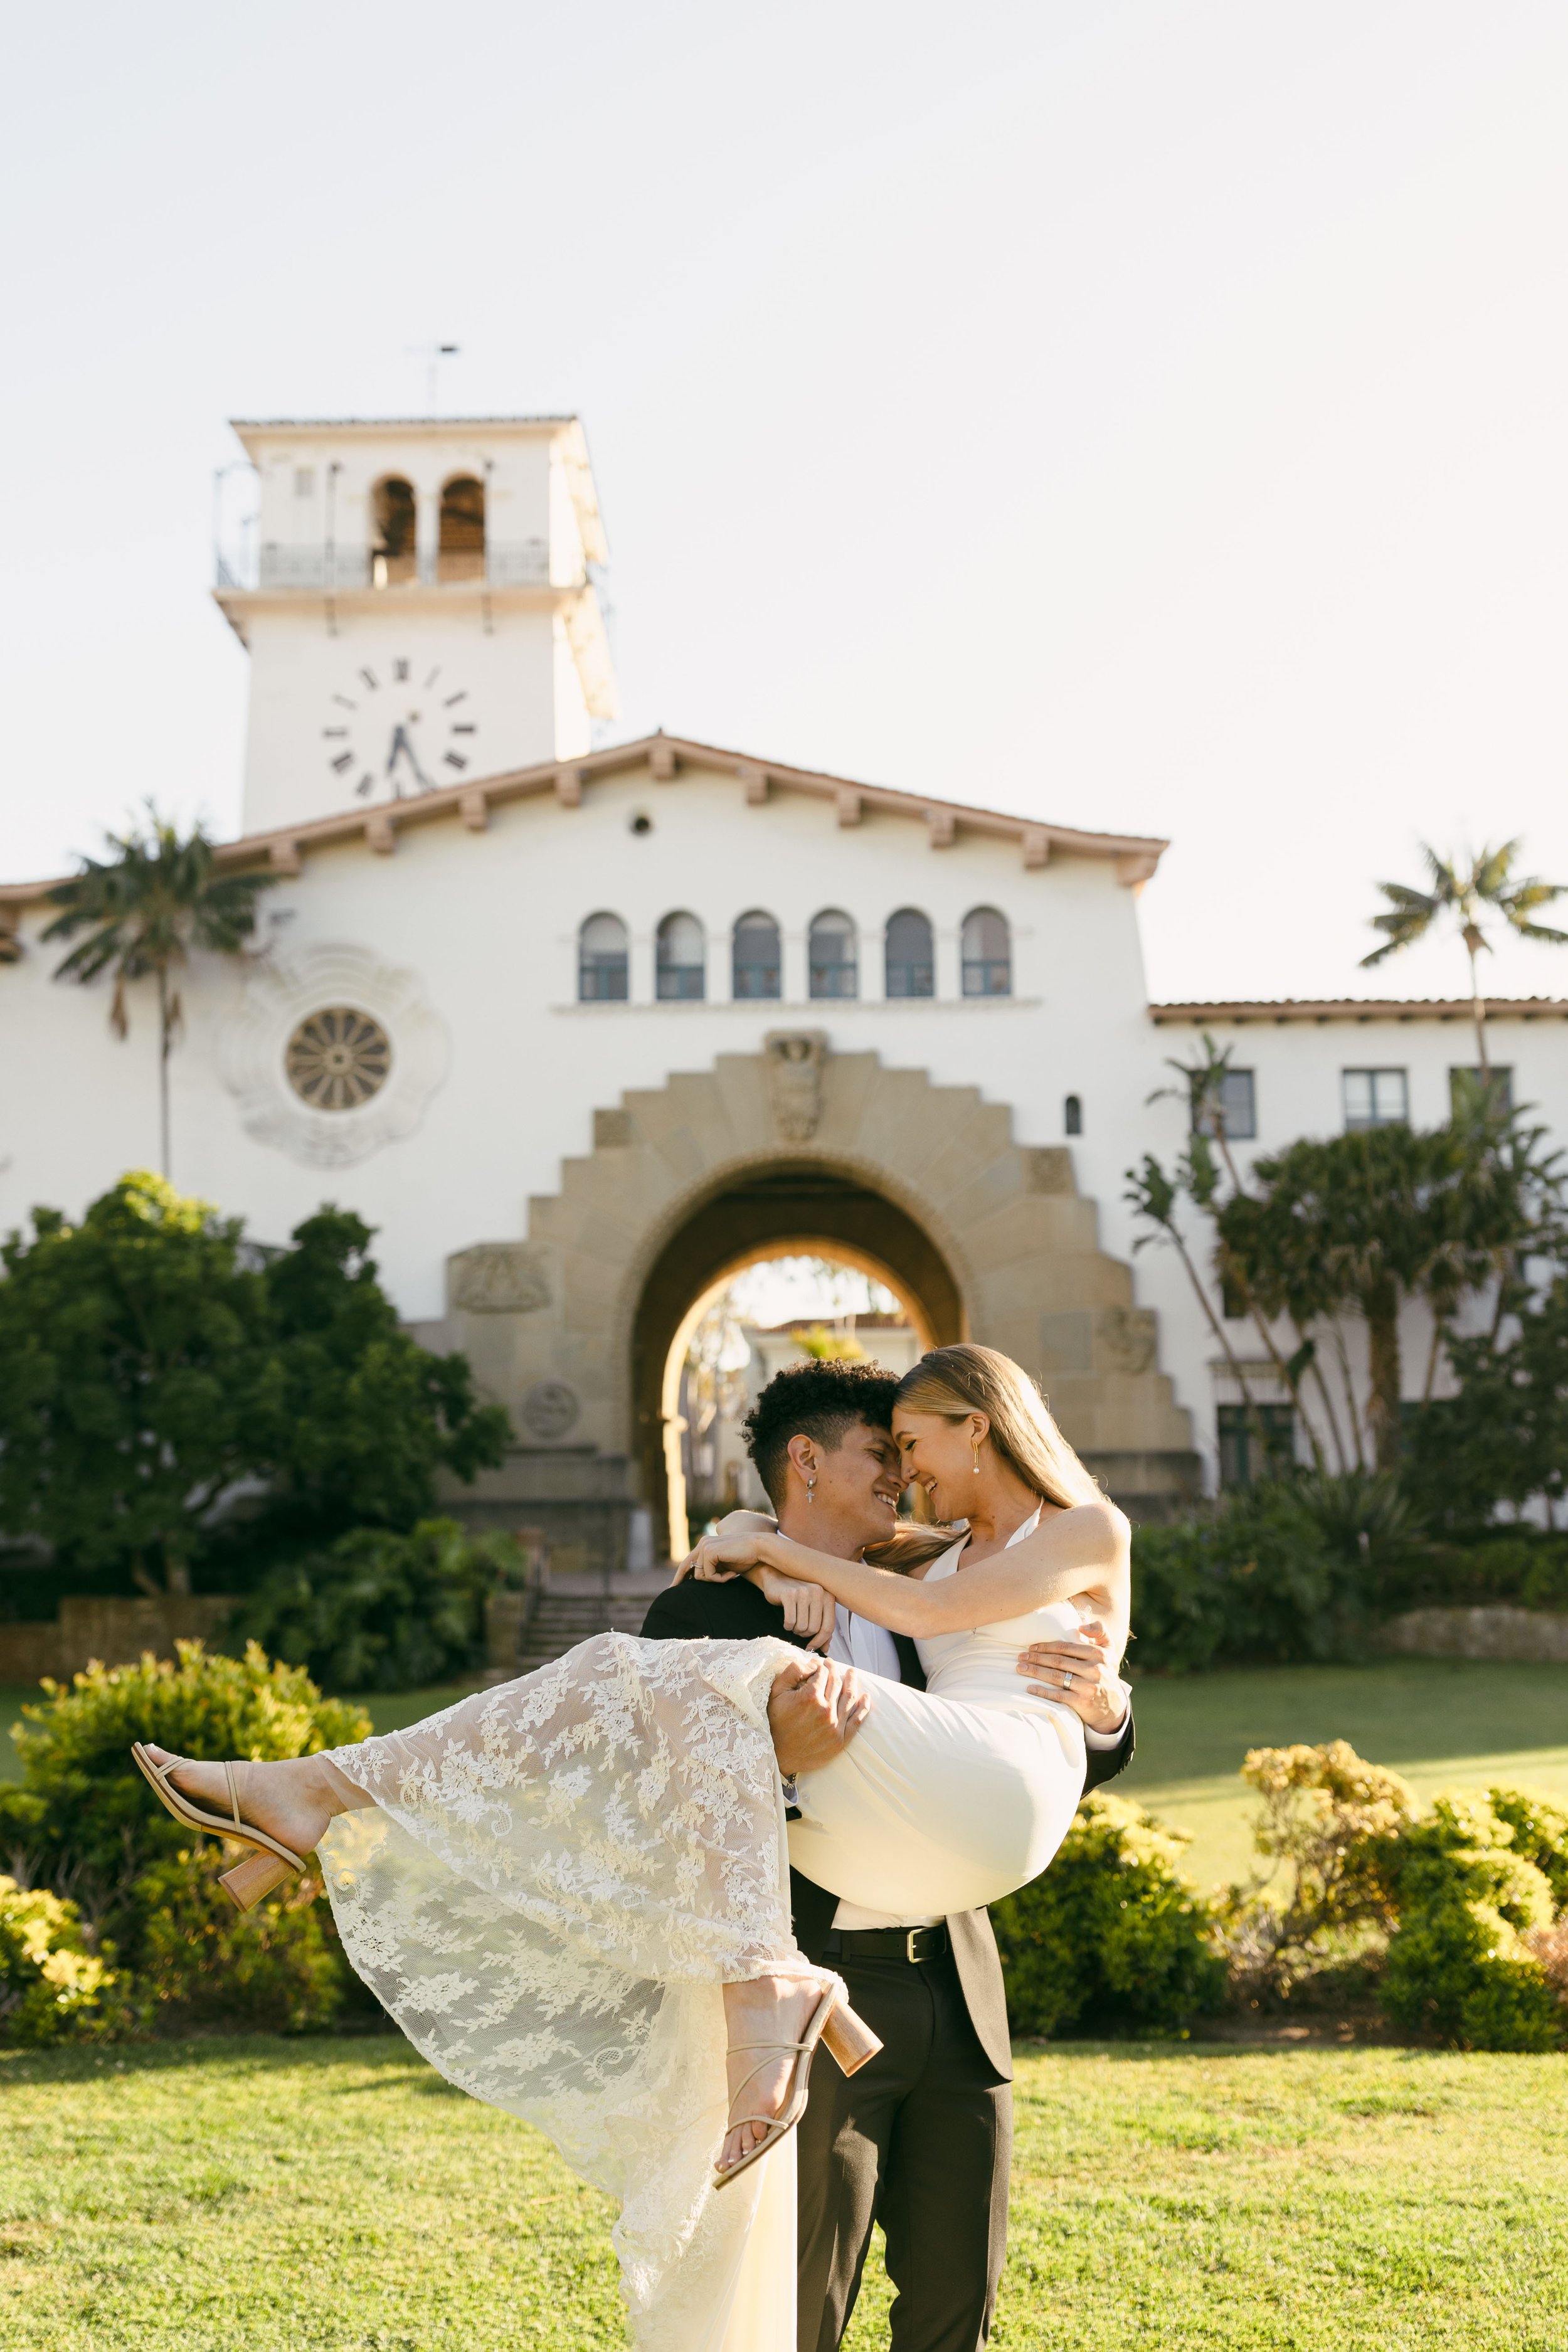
214, 416, 618, 836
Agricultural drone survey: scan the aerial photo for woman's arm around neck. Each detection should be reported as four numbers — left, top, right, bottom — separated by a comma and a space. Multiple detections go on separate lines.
689, 1501, 1130, 1648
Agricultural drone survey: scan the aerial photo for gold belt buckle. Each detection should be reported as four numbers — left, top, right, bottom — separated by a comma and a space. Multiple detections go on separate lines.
906, 1929, 923, 1962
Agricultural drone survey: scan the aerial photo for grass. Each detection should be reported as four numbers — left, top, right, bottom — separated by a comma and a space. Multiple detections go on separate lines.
2, 2035, 1565, 2349
1120, 1659, 1568, 1890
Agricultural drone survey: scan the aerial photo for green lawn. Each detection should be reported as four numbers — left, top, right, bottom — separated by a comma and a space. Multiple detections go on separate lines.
1121, 1659, 1568, 1890
2, 2035, 1564, 2349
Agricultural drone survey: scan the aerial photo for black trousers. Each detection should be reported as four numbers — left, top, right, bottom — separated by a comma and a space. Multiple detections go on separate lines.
795, 1953, 1012, 2352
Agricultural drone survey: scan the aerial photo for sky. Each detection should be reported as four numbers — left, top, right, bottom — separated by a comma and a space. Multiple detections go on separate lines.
4, 1, 1567, 1005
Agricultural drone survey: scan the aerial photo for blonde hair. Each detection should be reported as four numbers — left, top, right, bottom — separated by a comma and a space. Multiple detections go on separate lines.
893, 1343, 1103, 1513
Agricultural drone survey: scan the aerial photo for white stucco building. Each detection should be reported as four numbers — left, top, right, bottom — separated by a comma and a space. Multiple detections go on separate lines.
1, 415, 1564, 1568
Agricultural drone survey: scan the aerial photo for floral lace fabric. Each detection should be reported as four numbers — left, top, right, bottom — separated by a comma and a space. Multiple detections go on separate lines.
317, 1631, 809, 2350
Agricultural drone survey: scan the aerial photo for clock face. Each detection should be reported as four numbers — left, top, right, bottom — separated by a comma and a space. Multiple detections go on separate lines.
320, 657, 479, 802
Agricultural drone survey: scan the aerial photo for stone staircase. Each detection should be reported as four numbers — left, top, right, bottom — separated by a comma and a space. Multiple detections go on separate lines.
485, 1570, 670, 1680
516, 1586, 659, 1672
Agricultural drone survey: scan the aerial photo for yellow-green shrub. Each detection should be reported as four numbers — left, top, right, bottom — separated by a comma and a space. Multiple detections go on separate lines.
0, 1877, 133, 2046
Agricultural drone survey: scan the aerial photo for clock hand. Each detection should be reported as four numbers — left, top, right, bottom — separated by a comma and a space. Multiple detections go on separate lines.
386, 721, 435, 796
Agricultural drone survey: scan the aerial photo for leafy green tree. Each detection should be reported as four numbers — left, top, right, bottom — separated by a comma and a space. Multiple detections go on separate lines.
0, 1177, 512, 1596
243, 1207, 511, 1552
0, 1173, 268, 1595
1219, 1111, 1553, 1472
1401, 1266, 1568, 1528
42, 808, 273, 1177
1362, 840, 1566, 1078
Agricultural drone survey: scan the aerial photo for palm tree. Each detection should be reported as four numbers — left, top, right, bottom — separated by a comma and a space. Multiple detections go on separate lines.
1362, 841, 1567, 1079
43, 810, 274, 1177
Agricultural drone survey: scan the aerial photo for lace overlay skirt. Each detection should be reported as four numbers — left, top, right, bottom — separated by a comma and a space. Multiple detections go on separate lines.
316, 1631, 807, 2351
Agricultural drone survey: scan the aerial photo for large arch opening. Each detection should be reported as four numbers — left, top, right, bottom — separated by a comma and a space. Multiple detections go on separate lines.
630, 1162, 964, 1559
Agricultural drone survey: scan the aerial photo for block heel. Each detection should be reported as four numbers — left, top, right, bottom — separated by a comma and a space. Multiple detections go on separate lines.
820, 1999, 882, 2077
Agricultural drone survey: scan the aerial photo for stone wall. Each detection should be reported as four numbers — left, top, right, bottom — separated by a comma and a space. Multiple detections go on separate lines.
0, 1596, 236, 1687
1376, 1605, 1568, 1665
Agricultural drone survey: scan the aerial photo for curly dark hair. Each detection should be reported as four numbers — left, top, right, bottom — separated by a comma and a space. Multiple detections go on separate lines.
741, 1358, 901, 1506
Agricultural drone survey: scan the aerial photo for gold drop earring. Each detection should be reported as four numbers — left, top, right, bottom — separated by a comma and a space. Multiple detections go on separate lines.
807, 1471, 817, 1503
972, 1441, 982, 1476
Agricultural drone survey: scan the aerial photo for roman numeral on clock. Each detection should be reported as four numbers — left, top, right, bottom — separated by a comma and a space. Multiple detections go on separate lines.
330, 751, 354, 773
443, 751, 469, 771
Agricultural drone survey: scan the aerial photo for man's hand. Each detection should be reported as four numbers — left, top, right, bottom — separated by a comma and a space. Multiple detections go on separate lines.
768, 1655, 872, 1778
1014, 1617, 1130, 1737
750, 1565, 835, 1649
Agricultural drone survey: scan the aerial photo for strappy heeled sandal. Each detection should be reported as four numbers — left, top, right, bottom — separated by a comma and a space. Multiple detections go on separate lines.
714, 1981, 882, 2189
130, 1743, 307, 1912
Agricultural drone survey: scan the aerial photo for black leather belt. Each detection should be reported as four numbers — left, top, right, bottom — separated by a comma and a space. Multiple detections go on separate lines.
828, 1923, 950, 1964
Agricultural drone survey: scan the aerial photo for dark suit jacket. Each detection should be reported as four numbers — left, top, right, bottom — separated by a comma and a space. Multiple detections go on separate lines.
640, 1573, 1135, 2080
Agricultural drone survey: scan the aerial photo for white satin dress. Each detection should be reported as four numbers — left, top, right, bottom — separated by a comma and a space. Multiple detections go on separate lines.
787, 1523, 1089, 1917
314, 1518, 1089, 2352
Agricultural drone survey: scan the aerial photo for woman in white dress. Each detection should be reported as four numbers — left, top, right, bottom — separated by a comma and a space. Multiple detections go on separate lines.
132, 1345, 1128, 2352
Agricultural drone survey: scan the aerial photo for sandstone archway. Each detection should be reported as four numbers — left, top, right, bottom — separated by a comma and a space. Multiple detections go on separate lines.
443, 1034, 1195, 1569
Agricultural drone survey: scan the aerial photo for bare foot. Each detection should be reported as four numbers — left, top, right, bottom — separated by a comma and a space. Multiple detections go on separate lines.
142, 1746, 348, 1860
718, 1975, 833, 2178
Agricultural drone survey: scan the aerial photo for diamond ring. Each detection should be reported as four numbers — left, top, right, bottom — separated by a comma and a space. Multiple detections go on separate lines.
1062, 1670, 1074, 1690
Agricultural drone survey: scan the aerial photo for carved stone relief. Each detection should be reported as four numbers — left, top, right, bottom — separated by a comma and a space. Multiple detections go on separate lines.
521, 1379, 580, 1440
764, 1030, 828, 1142
1096, 1307, 1158, 1375
449, 1243, 553, 1315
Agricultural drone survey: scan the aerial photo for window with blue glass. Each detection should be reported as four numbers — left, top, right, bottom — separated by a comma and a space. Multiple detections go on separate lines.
885, 908, 935, 999
960, 907, 1010, 996
656, 911, 706, 1001
1343, 1068, 1407, 1130
578, 912, 628, 1002
1194, 1067, 1256, 1142
732, 911, 781, 1000
808, 909, 857, 999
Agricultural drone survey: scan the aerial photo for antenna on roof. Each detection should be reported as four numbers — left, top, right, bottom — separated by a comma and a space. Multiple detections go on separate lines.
405, 341, 462, 418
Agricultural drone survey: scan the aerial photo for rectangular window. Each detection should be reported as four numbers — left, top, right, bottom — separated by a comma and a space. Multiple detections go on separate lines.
1449, 1066, 1513, 1118
1195, 1069, 1256, 1142
1217, 1404, 1296, 1489
1342, 1068, 1408, 1130
656, 965, 704, 1002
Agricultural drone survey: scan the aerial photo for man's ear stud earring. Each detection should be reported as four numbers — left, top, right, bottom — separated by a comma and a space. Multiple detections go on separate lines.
807, 1474, 817, 1502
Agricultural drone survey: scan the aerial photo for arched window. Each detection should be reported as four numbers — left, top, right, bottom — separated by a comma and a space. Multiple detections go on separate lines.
1064, 1094, 1083, 1136
732, 911, 781, 1000
884, 908, 934, 999
657, 911, 706, 1001
371, 476, 417, 587
808, 909, 857, 1000
578, 913, 629, 1002
438, 474, 486, 582
961, 906, 1011, 997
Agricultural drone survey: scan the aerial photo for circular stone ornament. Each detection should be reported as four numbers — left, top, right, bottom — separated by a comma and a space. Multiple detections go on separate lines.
285, 1007, 393, 1111
521, 1380, 581, 1441
221, 943, 448, 1169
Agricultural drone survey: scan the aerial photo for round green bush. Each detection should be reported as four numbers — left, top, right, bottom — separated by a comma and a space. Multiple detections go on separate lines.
990, 1793, 1226, 2038
1372, 1793, 1562, 2052
0, 1641, 371, 2035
